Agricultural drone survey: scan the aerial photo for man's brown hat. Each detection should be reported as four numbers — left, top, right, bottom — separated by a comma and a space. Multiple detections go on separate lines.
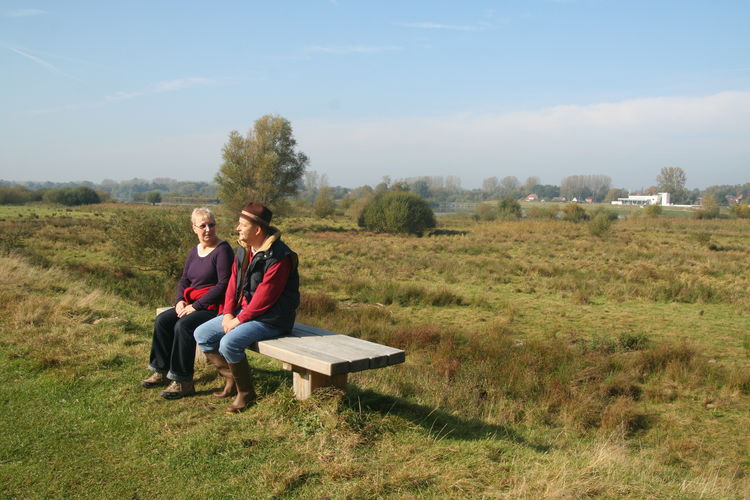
239, 202, 272, 228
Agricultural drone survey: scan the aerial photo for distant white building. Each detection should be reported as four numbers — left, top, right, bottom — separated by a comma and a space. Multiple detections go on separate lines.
611, 192, 670, 206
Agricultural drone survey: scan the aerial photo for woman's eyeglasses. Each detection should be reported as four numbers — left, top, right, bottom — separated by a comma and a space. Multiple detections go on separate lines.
194, 222, 216, 230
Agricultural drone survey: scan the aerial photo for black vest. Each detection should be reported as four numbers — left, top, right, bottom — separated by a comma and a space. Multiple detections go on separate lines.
234, 238, 300, 332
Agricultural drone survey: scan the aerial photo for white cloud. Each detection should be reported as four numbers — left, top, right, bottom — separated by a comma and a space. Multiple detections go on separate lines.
9, 47, 58, 72
5, 9, 47, 18
305, 45, 402, 54
395, 21, 483, 31
295, 92, 750, 189
153, 77, 216, 92
105, 90, 144, 102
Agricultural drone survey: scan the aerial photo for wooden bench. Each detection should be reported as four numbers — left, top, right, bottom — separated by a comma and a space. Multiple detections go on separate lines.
155, 308, 405, 399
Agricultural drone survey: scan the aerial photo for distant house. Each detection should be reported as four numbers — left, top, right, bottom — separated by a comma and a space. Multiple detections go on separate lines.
611, 192, 670, 206
585, 198, 593, 204
525, 193, 539, 202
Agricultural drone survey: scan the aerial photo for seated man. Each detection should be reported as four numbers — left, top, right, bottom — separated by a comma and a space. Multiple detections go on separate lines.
194, 202, 300, 413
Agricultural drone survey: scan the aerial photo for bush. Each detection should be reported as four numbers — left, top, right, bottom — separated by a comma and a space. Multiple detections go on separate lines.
358, 191, 436, 235
0, 186, 39, 205
313, 187, 336, 218
730, 202, 750, 219
589, 212, 613, 237
497, 196, 521, 220
43, 186, 101, 206
643, 204, 662, 217
562, 203, 589, 223
106, 208, 195, 279
527, 205, 558, 219
475, 203, 497, 221
692, 195, 720, 220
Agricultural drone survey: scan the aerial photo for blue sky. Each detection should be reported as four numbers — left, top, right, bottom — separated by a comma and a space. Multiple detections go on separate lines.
2, 1, 748, 190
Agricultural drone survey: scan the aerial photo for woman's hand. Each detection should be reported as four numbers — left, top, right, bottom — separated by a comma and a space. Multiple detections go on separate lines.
177, 304, 196, 318
175, 300, 187, 316
222, 314, 241, 333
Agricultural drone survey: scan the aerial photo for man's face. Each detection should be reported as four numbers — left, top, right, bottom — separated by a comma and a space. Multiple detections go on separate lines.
236, 217, 256, 243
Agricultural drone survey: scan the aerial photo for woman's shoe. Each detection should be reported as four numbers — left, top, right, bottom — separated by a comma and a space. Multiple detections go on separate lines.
140, 371, 168, 388
160, 380, 196, 400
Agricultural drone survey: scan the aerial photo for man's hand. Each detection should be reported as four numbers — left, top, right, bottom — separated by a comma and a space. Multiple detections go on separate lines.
222, 314, 241, 333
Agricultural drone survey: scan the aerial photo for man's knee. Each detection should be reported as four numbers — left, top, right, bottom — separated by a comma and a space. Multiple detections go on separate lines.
194, 319, 221, 345
218, 335, 246, 362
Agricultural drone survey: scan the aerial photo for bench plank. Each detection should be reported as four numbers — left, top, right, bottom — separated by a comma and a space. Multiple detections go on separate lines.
284, 336, 392, 371
257, 335, 371, 373
253, 339, 351, 375
289, 324, 405, 367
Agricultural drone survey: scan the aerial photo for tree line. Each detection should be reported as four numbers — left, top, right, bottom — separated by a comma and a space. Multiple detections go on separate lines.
3, 114, 748, 213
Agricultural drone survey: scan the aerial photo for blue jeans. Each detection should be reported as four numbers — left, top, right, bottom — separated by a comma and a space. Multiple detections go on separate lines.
193, 311, 283, 363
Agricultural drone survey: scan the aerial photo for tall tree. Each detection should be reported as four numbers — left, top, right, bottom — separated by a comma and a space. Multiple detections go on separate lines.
215, 114, 308, 213
524, 176, 541, 194
656, 166, 688, 204
500, 176, 520, 197
482, 176, 499, 193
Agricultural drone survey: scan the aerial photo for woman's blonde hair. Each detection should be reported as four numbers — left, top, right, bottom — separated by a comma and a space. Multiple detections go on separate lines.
191, 207, 215, 225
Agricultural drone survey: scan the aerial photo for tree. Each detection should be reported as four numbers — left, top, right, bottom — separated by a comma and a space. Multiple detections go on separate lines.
524, 176, 541, 194
146, 190, 162, 205
560, 175, 611, 202
482, 176, 499, 193
358, 191, 436, 235
410, 180, 431, 198
313, 187, 336, 218
499, 176, 520, 197
604, 188, 628, 203
656, 166, 688, 204
215, 114, 308, 213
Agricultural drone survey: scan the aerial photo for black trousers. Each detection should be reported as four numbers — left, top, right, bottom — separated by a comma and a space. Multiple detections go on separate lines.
148, 307, 216, 381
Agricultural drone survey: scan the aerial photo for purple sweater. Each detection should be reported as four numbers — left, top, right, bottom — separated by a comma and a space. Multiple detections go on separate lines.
175, 240, 234, 311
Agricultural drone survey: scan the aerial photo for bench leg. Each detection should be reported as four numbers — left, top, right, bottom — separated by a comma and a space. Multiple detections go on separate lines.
288, 365, 347, 400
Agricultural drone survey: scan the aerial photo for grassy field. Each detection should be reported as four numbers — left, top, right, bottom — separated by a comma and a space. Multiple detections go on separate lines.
0, 203, 748, 498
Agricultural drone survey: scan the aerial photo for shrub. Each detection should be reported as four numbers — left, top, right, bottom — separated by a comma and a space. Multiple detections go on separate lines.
358, 191, 436, 235
475, 203, 497, 221
730, 202, 750, 219
43, 186, 101, 206
313, 187, 336, 218
588, 207, 617, 236
106, 208, 195, 279
644, 204, 662, 217
562, 203, 589, 223
0, 186, 39, 205
527, 205, 558, 219
692, 194, 720, 220
497, 196, 521, 220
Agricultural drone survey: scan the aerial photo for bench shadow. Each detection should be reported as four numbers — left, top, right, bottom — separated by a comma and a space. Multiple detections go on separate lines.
231, 366, 550, 452
344, 387, 551, 452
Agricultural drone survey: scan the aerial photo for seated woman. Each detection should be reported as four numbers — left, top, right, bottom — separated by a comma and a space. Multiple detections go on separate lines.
140, 207, 234, 399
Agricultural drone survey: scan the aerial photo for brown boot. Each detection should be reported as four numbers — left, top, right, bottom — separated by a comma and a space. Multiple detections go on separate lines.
140, 371, 168, 388
204, 351, 235, 398
160, 380, 196, 400
225, 358, 256, 414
